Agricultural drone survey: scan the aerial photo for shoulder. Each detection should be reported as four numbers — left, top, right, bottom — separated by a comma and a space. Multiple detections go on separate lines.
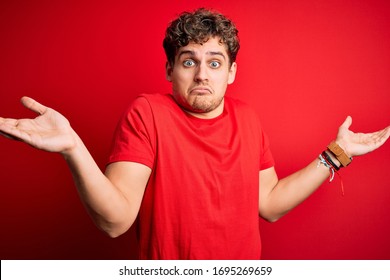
134, 93, 173, 105
123, 93, 174, 114
224, 95, 259, 118
128, 93, 177, 112
224, 96, 269, 134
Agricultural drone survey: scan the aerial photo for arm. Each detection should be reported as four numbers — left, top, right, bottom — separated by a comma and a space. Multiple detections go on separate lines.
63, 134, 151, 237
0, 97, 150, 237
259, 116, 390, 222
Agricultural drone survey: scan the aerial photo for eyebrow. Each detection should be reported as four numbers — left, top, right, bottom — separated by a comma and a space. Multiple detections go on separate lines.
178, 50, 226, 60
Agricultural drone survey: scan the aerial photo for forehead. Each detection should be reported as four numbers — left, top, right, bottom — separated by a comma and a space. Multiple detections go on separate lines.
176, 37, 228, 58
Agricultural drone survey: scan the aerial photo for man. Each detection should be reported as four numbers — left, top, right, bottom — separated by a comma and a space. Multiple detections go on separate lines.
0, 8, 389, 259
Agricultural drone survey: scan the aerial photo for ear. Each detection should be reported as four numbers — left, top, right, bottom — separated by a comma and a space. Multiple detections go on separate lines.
227, 62, 237, 85
166, 62, 173, 82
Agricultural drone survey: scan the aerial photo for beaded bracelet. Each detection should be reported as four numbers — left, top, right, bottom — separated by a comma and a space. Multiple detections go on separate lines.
318, 153, 335, 182
318, 152, 345, 196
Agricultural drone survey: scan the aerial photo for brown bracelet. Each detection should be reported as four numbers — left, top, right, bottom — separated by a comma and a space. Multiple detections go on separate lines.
327, 141, 352, 167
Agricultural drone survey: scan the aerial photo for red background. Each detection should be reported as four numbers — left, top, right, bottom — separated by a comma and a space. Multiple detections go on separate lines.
0, 0, 389, 260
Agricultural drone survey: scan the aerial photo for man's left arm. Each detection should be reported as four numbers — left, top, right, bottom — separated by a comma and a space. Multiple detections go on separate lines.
259, 116, 390, 222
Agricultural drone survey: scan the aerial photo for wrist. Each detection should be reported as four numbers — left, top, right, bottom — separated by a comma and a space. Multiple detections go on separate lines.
322, 151, 341, 170
334, 140, 351, 158
327, 141, 353, 167
60, 129, 82, 158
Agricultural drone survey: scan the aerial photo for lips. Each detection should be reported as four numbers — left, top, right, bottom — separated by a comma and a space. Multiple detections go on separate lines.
190, 86, 212, 95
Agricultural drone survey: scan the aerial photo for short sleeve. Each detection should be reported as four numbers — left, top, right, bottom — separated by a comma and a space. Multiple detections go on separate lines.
259, 130, 275, 170
107, 96, 156, 169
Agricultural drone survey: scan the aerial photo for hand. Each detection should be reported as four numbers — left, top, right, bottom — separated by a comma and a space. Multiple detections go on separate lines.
0, 97, 77, 153
335, 116, 390, 157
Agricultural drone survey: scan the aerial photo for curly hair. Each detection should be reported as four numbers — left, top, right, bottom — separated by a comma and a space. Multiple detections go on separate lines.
163, 8, 240, 66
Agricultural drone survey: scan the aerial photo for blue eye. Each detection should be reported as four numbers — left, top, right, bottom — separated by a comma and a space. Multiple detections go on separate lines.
210, 61, 220, 68
183, 60, 195, 67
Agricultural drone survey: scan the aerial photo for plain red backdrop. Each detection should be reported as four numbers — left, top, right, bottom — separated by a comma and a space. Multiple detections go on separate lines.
0, 0, 389, 259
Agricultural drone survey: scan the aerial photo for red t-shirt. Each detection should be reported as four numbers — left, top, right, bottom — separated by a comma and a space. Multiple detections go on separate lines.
108, 93, 274, 259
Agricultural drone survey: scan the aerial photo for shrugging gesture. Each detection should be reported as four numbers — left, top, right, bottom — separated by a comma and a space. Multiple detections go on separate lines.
1, 98, 388, 158
0, 97, 77, 154
0, 96, 151, 238
335, 116, 390, 158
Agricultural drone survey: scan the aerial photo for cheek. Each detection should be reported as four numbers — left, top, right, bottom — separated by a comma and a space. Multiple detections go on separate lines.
172, 72, 193, 90
213, 73, 230, 89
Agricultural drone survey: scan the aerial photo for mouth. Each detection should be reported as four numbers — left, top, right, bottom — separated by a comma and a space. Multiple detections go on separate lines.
190, 87, 212, 95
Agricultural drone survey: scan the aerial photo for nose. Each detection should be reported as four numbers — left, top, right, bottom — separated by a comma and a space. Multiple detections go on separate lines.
194, 62, 208, 82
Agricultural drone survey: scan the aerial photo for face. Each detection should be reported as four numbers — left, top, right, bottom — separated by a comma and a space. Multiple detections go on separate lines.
166, 37, 237, 119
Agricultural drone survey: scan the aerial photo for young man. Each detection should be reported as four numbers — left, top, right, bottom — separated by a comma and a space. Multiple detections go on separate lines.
0, 8, 389, 259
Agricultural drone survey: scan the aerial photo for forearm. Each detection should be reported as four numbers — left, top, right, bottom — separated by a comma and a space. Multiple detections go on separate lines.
62, 131, 133, 237
260, 157, 334, 222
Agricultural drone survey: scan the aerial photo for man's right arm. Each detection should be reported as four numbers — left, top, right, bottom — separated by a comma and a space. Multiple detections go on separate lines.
63, 133, 151, 237
0, 97, 151, 237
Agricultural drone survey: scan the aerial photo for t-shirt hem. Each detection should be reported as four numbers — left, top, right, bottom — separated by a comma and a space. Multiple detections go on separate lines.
107, 155, 154, 169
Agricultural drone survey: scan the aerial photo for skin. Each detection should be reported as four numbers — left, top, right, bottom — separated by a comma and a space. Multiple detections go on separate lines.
0, 37, 389, 237
166, 37, 237, 119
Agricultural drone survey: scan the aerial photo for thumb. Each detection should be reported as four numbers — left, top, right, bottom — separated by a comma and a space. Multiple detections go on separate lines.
20, 96, 48, 116
340, 116, 352, 130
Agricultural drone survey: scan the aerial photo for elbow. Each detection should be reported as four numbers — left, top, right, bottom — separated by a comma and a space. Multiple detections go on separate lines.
94, 218, 133, 238
100, 224, 130, 238
259, 206, 284, 223
259, 197, 293, 222
264, 217, 279, 223
105, 229, 125, 238
87, 209, 135, 238
260, 213, 280, 223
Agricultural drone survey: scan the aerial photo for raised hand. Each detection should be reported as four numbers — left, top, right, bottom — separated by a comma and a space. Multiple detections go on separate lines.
335, 116, 390, 157
0, 97, 77, 153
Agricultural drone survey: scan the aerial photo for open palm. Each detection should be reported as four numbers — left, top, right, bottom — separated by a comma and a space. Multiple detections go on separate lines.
0, 97, 76, 153
336, 116, 390, 157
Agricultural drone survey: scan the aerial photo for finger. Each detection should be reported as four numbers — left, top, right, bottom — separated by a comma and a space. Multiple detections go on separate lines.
340, 116, 352, 130
385, 126, 390, 137
0, 117, 18, 128
0, 118, 25, 141
20, 96, 48, 116
377, 126, 390, 143
362, 126, 390, 151
0, 130, 21, 141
